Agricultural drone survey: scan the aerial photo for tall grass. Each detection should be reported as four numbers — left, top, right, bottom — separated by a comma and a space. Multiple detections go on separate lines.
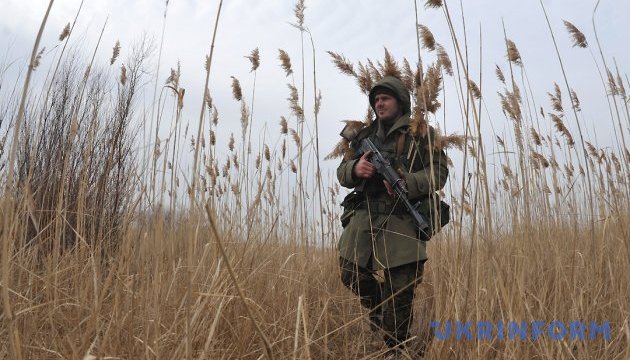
0, 0, 628, 359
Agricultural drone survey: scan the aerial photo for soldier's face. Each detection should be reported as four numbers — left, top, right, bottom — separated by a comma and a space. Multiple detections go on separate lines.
374, 93, 402, 123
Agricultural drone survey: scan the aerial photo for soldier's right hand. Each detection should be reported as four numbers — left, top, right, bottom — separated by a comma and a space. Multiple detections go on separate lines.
353, 151, 375, 179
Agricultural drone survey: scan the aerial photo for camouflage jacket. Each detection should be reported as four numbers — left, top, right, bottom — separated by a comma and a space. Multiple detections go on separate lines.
336, 76, 449, 269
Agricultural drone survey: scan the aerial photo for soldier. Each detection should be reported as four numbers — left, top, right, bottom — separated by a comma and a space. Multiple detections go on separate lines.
336, 76, 449, 354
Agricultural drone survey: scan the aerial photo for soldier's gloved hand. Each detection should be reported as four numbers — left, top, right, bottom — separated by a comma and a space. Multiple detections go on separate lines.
353, 151, 375, 179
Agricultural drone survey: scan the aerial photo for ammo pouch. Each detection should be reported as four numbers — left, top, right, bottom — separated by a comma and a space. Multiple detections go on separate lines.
412, 193, 450, 240
339, 191, 362, 228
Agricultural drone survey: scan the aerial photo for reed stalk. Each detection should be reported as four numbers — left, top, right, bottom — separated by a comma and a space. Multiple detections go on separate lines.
2, 2, 55, 359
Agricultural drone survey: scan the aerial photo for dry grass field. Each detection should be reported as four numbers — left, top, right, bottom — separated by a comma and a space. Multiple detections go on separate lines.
1, 0, 628, 359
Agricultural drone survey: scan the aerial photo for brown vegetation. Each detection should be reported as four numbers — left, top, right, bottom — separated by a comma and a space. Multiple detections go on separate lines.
0, 0, 628, 359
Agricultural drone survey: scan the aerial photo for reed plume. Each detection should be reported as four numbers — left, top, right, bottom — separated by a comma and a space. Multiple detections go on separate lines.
245, 47, 260, 72
468, 79, 481, 99
290, 128, 301, 147
166, 62, 180, 87
498, 90, 522, 123
531, 151, 550, 168
228, 133, 235, 151
564, 164, 574, 178
416, 62, 442, 113
356, 62, 373, 94
530, 127, 542, 146
616, 71, 626, 98
281, 139, 287, 159
176, 87, 185, 111
279, 116, 288, 134
232, 153, 239, 170
264, 144, 271, 161
410, 113, 428, 138
231, 76, 242, 101
278, 49, 293, 76
606, 69, 618, 96
506, 39, 522, 66
110, 40, 121, 65
433, 132, 467, 151
425, 0, 443, 9
563, 20, 588, 48
367, 59, 382, 82
382, 48, 402, 79
468, 143, 478, 158
325, 120, 365, 159
59, 23, 70, 41
419, 25, 436, 51
205, 91, 213, 112
495, 64, 506, 84
293, 0, 305, 30
570, 89, 581, 111
436, 44, 453, 76
120, 64, 127, 85
231, 182, 241, 195
496, 135, 506, 148
586, 141, 598, 158
548, 83, 563, 112
240, 100, 249, 139
212, 105, 219, 125
287, 84, 304, 119
401, 58, 415, 91
549, 113, 575, 146
315, 90, 322, 115
327, 51, 356, 77
611, 153, 622, 173
364, 106, 375, 125
325, 138, 350, 160
33, 47, 45, 69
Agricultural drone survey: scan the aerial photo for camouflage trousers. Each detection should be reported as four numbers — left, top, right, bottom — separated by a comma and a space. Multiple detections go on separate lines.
339, 257, 425, 348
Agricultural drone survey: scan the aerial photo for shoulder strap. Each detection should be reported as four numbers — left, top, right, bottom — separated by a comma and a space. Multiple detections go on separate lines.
396, 129, 408, 158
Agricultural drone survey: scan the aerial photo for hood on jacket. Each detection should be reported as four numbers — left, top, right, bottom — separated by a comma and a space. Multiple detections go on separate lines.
368, 76, 411, 116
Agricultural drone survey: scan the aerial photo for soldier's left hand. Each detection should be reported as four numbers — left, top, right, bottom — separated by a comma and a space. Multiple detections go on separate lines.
383, 180, 395, 197
383, 168, 407, 197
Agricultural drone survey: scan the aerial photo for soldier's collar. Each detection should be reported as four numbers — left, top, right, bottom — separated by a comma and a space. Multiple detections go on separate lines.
377, 114, 410, 139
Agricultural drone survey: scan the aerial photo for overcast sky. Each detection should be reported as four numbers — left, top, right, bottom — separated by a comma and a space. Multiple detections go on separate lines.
1, 0, 628, 192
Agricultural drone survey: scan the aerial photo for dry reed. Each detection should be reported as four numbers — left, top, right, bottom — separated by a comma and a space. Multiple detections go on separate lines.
0, 1, 628, 359
563, 20, 588, 48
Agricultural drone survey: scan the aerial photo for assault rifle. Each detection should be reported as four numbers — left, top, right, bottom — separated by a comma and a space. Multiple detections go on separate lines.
340, 124, 431, 240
